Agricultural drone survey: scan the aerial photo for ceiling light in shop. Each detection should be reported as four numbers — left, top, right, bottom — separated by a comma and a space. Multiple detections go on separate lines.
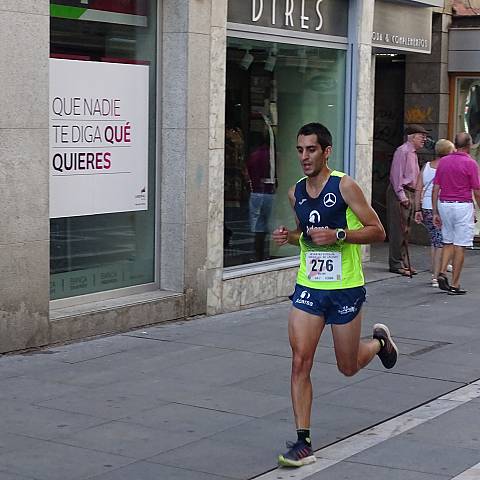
264, 45, 278, 72
264, 54, 276, 72
240, 50, 254, 70
298, 47, 308, 73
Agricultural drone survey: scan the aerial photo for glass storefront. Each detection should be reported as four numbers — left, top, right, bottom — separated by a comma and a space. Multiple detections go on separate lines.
49, 0, 157, 300
453, 76, 480, 236
224, 38, 346, 267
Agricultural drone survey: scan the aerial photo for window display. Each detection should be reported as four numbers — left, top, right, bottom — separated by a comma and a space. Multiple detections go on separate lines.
49, 0, 157, 300
454, 77, 480, 236
224, 38, 346, 267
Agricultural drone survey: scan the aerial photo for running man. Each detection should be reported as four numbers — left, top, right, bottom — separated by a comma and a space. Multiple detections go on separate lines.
272, 123, 398, 468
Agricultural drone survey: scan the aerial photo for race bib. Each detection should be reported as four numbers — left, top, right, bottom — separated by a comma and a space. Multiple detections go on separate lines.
306, 251, 342, 282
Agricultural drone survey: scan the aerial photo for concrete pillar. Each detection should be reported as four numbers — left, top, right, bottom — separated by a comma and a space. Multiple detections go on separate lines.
161, 1, 214, 316
206, 0, 227, 315
0, 2, 50, 352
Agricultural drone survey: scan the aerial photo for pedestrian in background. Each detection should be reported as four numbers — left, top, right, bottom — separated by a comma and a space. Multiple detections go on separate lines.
433, 132, 480, 295
387, 124, 428, 276
414, 139, 455, 287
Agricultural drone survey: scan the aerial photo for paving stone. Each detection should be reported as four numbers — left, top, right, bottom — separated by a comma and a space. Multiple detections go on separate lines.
149, 438, 277, 479
0, 470, 34, 480
0, 376, 83, 403
316, 382, 435, 414
403, 401, 480, 451
47, 335, 161, 364
88, 461, 231, 480
0, 400, 106, 440
0, 440, 133, 480
348, 436, 480, 476
120, 402, 251, 435
307, 461, 449, 479
57, 420, 201, 459
154, 350, 290, 387
175, 385, 291, 417
35, 388, 170, 420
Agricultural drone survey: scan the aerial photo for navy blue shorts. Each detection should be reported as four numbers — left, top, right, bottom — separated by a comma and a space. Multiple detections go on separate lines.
290, 284, 366, 325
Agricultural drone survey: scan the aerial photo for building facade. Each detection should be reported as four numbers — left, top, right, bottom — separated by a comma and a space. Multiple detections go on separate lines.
0, 0, 441, 353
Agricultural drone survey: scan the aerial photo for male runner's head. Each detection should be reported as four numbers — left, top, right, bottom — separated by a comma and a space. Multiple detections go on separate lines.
297, 123, 332, 151
296, 123, 332, 178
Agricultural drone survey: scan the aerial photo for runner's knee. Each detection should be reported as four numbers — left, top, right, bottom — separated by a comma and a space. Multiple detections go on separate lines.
336, 361, 359, 377
291, 352, 314, 377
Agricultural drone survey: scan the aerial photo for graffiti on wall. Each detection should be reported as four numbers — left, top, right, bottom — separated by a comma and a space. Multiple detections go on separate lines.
405, 105, 433, 124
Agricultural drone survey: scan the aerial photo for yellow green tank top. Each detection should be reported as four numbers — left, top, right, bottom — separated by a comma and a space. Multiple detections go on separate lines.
294, 171, 364, 290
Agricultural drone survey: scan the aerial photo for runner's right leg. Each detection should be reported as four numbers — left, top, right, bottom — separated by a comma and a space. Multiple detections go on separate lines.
278, 307, 325, 467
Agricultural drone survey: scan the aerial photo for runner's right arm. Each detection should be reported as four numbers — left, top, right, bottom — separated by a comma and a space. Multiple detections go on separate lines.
272, 185, 302, 246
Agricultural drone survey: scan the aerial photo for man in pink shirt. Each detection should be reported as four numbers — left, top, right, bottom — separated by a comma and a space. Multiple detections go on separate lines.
433, 132, 480, 295
387, 124, 428, 275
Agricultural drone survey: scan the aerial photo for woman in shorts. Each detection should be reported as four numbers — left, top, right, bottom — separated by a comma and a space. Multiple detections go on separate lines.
414, 139, 455, 287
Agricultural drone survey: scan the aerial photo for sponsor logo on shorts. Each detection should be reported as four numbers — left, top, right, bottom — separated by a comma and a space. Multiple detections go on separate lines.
295, 290, 313, 307
338, 305, 356, 315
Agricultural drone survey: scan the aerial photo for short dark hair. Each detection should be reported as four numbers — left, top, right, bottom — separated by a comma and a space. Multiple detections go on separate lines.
454, 132, 472, 149
297, 123, 332, 151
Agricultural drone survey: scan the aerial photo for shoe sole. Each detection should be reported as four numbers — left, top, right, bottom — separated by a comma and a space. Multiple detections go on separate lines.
448, 290, 467, 295
373, 323, 399, 369
278, 454, 316, 468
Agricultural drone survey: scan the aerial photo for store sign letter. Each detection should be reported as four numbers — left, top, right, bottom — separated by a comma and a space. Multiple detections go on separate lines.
252, 0, 263, 21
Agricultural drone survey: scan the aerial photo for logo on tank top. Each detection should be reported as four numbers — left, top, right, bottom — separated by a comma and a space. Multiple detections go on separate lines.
309, 210, 321, 224
323, 192, 337, 208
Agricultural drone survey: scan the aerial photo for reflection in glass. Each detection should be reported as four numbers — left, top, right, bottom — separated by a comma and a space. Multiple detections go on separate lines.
224, 38, 346, 267
455, 77, 480, 236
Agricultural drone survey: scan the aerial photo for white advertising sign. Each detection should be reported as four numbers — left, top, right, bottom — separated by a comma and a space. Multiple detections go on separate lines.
49, 58, 149, 218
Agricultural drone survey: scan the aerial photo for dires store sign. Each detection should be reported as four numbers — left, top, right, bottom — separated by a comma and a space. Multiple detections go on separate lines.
49, 59, 149, 218
228, 0, 348, 37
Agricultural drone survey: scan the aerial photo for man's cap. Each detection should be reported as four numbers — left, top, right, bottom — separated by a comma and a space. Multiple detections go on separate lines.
404, 124, 428, 136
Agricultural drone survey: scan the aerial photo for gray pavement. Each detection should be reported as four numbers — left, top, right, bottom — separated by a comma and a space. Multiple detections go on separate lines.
0, 244, 479, 480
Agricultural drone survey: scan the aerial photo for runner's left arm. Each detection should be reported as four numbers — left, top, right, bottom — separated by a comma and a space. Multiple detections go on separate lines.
308, 176, 385, 246
338, 175, 385, 244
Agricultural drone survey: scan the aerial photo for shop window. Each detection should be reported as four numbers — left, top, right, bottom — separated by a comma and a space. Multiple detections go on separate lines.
453, 76, 480, 236
224, 38, 346, 267
49, 0, 157, 300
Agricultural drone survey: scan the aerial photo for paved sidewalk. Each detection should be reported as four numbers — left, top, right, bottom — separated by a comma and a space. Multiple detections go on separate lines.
0, 245, 479, 480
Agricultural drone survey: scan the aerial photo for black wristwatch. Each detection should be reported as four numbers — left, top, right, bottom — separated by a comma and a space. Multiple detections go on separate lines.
336, 228, 347, 242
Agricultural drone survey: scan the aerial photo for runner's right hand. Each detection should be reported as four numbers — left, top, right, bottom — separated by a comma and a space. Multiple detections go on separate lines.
273, 226, 289, 246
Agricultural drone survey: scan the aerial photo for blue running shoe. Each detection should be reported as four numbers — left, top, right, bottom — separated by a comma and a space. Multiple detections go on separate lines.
278, 439, 316, 467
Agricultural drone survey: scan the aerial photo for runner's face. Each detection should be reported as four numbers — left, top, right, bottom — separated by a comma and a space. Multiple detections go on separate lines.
296, 134, 331, 177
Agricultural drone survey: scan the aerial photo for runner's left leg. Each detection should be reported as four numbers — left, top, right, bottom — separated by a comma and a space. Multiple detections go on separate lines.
331, 311, 380, 377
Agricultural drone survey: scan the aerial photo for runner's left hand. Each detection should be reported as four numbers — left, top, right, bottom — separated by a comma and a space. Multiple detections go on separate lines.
309, 227, 337, 245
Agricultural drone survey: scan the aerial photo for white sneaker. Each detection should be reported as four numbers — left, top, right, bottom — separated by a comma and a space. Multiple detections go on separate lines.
431, 278, 439, 288
447, 264, 453, 272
